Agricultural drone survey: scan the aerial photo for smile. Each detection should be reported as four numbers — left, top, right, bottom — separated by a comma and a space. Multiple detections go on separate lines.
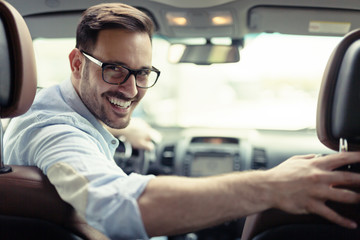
107, 96, 131, 109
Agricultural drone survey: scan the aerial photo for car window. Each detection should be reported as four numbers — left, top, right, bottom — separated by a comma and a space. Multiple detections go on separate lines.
33, 33, 342, 130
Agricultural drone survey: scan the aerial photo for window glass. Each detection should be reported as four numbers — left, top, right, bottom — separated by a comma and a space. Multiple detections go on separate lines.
33, 33, 342, 130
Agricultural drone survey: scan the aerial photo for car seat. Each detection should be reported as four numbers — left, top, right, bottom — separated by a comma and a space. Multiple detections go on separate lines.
241, 28, 360, 240
0, 1, 108, 239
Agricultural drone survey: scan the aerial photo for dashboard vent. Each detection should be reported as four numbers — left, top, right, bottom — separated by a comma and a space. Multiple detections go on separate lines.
252, 148, 267, 169
161, 144, 175, 167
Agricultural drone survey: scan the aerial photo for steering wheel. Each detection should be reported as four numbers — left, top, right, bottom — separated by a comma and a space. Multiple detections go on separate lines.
113, 136, 156, 175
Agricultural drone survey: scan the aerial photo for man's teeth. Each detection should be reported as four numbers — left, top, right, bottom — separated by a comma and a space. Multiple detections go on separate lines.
108, 97, 131, 108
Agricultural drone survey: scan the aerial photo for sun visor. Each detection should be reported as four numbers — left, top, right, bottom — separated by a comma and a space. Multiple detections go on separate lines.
248, 6, 360, 36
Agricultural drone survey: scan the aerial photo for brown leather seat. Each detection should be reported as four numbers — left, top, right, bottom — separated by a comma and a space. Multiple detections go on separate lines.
0, 2, 107, 239
241, 28, 360, 240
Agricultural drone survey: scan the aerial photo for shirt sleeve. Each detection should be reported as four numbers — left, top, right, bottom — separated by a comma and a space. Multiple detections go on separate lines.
25, 123, 155, 239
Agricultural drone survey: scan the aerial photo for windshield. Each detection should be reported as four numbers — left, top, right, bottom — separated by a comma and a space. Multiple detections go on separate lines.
33, 33, 342, 130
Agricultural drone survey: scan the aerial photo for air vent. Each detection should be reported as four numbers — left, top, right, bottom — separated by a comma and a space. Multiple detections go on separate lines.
252, 148, 267, 169
161, 144, 175, 167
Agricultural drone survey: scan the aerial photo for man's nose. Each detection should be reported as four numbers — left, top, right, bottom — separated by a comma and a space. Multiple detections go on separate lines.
118, 73, 138, 97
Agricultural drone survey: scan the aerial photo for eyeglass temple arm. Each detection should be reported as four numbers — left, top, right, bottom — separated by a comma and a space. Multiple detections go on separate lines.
81, 51, 103, 67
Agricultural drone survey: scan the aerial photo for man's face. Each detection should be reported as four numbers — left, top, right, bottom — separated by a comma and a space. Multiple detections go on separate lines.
74, 29, 152, 129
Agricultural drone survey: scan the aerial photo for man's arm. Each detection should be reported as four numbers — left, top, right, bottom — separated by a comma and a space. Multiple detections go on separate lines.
138, 152, 360, 237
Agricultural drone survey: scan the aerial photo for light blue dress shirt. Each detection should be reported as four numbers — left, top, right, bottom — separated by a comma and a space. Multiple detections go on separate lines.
3, 78, 155, 239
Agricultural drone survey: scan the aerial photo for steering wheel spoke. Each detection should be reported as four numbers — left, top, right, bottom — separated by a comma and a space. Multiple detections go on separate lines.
114, 136, 156, 175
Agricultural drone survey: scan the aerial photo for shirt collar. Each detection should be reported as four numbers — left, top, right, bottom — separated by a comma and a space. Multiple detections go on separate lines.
59, 79, 119, 150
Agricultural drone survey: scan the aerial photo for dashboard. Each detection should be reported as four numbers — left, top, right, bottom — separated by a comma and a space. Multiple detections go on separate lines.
151, 127, 336, 177
180, 136, 242, 177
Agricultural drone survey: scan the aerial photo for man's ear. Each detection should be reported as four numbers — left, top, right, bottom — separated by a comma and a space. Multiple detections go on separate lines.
69, 48, 83, 80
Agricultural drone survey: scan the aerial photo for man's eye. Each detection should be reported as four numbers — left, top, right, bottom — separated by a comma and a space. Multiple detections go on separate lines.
109, 66, 121, 71
138, 69, 151, 76
107, 65, 127, 74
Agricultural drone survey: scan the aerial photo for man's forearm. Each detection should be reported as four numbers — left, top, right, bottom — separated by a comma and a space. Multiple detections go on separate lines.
138, 152, 360, 237
138, 171, 272, 237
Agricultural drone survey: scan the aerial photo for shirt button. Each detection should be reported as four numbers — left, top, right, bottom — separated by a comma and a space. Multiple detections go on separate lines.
111, 139, 118, 145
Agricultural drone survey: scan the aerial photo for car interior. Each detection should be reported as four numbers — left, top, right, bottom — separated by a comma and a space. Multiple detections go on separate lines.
1, 0, 360, 239
241, 27, 360, 240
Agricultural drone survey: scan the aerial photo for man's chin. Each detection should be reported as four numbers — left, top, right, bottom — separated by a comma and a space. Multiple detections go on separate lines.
113, 118, 132, 129
100, 117, 130, 130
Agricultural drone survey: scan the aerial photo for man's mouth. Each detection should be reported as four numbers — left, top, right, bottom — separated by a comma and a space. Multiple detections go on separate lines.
107, 96, 131, 109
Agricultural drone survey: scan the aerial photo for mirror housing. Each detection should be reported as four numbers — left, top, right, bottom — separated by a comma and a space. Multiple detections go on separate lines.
168, 43, 240, 65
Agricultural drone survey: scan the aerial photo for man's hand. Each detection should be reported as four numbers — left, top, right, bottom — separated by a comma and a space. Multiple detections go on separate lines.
266, 152, 360, 229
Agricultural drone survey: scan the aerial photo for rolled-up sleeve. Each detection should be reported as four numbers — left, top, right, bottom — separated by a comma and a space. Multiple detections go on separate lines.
29, 124, 155, 239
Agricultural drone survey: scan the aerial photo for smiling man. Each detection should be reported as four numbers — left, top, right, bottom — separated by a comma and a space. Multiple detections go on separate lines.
4, 2, 360, 240
71, 30, 152, 129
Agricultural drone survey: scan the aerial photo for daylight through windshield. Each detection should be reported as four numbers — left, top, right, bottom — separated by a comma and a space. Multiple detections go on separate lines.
34, 33, 342, 130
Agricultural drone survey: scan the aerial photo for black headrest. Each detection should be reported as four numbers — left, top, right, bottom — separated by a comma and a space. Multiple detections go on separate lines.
317, 28, 360, 151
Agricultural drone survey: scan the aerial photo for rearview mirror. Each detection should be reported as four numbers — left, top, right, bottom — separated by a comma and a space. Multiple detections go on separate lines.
168, 44, 240, 65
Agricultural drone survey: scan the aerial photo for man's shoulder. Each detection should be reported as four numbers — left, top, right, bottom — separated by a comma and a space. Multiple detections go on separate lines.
9, 107, 94, 136
6, 82, 92, 137
33, 85, 64, 110
28, 84, 80, 123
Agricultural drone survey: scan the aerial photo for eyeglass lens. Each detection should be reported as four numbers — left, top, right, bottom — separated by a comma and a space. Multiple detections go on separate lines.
103, 65, 158, 88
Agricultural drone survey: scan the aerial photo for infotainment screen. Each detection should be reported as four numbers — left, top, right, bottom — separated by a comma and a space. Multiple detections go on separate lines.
190, 154, 234, 177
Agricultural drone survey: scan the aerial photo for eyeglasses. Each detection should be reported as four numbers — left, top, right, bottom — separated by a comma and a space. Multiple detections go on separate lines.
80, 50, 160, 89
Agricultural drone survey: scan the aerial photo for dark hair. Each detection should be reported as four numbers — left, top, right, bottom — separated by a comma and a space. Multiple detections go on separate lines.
76, 3, 154, 52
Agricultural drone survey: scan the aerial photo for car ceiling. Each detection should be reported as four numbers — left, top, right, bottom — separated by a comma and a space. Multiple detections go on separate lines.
5, 0, 360, 40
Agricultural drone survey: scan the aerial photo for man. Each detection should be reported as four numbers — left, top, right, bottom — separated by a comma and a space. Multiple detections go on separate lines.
4, 2, 360, 239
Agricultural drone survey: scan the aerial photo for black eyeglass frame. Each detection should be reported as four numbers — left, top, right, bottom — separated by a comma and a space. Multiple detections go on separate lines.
80, 50, 160, 89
